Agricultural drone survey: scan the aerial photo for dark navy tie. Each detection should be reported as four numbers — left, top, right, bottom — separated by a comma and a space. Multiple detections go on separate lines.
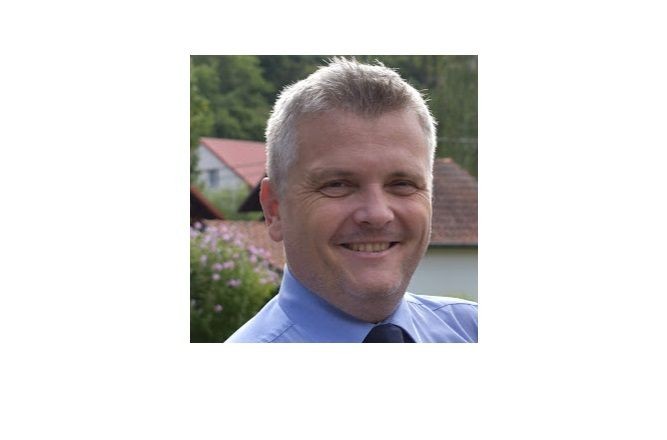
363, 323, 415, 343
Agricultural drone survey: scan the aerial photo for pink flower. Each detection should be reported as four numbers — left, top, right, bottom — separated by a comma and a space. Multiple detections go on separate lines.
212, 273, 221, 281
222, 261, 235, 270
212, 262, 223, 271
200, 255, 207, 265
227, 279, 241, 288
213, 304, 223, 313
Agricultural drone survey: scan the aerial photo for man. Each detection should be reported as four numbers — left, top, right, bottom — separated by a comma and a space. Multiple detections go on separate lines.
226, 57, 477, 343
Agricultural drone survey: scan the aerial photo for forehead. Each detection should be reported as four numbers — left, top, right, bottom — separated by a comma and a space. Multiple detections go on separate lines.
294, 109, 430, 171
297, 108, 426, 142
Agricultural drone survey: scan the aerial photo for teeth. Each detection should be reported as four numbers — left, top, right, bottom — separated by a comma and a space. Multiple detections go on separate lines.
347, 242, 391, 253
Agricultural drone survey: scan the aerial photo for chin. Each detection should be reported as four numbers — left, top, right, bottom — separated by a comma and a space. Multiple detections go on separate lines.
345, 278, 406, 300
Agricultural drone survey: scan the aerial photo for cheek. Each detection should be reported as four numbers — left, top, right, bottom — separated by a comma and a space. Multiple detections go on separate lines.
307, 203, 348, 233
399, 195, 431, 216
286, 199, 348, 239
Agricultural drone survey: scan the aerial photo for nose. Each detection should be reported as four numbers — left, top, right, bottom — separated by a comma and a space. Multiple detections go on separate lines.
352, 185, 395, 228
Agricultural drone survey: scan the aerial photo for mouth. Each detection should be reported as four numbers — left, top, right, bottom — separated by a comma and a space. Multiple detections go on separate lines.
340, 242, 399, 253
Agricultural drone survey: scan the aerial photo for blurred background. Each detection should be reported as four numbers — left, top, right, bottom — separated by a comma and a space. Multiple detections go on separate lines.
190, 55, 477, 342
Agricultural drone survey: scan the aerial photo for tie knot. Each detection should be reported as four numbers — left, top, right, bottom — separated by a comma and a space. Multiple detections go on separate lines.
363, 323, 414, 343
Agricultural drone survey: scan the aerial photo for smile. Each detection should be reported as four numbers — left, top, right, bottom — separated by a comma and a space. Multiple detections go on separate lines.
341, 242, 398, 253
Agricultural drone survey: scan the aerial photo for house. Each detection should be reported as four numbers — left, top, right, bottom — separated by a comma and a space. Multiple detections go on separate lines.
196, 137, 266, 191
235, 156, 478, 301
190, 185, 224, 225
406, 158, 477, 301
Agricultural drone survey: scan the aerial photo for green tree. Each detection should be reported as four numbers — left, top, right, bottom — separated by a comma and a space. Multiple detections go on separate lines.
191, 55, 273, 141
190, 56, 275, 184
257, 55, 326, 95
190, 55, 478, 182
356, 55, 478, 176
429, 56, 477, 176
190, 60, 215, 184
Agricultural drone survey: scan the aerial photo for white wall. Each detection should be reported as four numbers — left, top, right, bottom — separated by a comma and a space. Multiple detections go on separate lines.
407, 247, 478, 301
196, 145, 246, 190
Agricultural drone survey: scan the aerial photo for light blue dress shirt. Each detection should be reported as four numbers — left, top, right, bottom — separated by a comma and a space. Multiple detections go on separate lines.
225, 267, 478, 343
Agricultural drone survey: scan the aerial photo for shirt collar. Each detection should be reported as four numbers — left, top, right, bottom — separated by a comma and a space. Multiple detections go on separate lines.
277, 266, 417, 342
379, 296, 421, 342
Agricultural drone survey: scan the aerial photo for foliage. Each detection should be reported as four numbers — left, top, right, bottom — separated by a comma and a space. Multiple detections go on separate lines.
190, 60, 215, 184
201, 185, 262, 221
190, 55, 273, 141
257, 55, 325, 94
190, 55, 478, 182
356, 55, 478, 175
447, 292, 478, 303
190, 222, 279, 342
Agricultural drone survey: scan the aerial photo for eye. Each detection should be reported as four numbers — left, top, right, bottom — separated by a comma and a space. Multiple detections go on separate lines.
319, 180, 354, 197
388, 180, 419, 195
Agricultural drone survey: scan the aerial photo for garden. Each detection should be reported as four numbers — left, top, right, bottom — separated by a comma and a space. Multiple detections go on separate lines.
190, 222, 279, 342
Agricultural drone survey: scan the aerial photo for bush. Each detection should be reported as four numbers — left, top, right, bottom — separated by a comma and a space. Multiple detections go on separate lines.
202, 186, 263, 221
190, 222, 279, 342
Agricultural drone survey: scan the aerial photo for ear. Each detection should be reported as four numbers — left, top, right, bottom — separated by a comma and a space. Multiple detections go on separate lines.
259, 177, 283, 242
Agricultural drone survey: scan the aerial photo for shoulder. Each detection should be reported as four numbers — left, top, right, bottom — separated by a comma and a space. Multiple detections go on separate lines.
225, 296, 299, 343
404, 293, 478, 342
405, 293, 477, 313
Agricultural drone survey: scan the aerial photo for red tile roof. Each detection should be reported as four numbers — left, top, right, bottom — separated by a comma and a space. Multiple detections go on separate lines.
430, 158, 477, 246
200, 137, 267, 187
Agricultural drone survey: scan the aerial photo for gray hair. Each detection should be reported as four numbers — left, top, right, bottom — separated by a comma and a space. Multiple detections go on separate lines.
265, 57, 437, 195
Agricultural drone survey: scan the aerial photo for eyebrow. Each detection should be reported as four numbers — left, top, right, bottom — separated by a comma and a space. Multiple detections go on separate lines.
386, 170, 425, 180
305, 168, 357, 182
305, 167, 426, 183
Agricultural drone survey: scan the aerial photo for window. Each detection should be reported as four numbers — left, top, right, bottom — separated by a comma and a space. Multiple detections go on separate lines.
207, 169, 220, 188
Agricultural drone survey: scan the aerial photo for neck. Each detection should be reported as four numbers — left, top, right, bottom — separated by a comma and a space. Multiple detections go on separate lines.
327, 294, 401, 323
286, 267, 404, 323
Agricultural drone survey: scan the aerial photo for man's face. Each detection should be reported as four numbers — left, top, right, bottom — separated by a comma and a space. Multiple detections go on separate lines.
262, 108, 432, 315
